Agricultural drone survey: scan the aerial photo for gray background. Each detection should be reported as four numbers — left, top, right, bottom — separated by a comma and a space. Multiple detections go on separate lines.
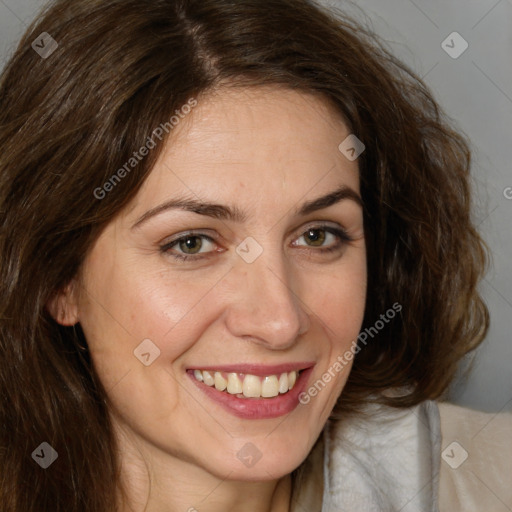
1, 0, 510, 412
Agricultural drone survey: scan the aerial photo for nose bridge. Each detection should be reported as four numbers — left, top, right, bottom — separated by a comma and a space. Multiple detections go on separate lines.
225, 245, 310, 348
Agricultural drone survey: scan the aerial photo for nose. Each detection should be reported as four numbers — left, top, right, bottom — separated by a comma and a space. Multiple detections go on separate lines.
223, 251, 311, 350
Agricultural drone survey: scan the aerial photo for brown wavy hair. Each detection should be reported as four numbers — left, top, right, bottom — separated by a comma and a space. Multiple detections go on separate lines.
0, 0, 489, 510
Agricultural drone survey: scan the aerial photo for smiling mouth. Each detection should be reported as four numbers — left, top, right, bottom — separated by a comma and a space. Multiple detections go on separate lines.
192, 369, 301, 399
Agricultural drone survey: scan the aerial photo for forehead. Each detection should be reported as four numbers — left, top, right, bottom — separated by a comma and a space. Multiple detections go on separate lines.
124, 86, 360, 220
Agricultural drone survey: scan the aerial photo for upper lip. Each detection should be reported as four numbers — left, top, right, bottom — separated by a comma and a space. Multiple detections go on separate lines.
187, 362, 315, 376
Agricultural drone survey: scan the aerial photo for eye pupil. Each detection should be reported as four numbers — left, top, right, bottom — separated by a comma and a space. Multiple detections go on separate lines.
306, 229, 326, 246
179, 236, 202, 254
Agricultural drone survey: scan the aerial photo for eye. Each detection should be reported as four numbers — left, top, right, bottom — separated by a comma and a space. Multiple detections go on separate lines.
297, 228, 330, 247
293, 225, 351, 250
176, 235, 212, 254
160, 233, 218, 261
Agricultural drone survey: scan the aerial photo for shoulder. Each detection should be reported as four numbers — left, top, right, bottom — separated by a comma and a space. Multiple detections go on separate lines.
438, 401, 512, 511
295, 400, 512, 511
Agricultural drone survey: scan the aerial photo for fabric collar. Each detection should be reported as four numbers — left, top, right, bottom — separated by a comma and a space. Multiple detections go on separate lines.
291, 400, 441, 512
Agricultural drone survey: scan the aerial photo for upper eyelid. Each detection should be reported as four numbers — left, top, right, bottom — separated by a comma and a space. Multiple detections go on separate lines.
292, 226, 352, 246
295, 220, 346, 232
161, 229, 216, 245
288, 221, 351, 243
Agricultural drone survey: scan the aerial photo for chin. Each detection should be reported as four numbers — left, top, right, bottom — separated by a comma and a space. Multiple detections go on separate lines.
203, 440, 311, 481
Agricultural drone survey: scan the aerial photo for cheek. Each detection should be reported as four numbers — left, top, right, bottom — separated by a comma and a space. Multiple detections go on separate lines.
77, 261, 227, 392
81, 253, 226, 338
76, 268, 228, 445
300, 252, 366, 409
314, 253, 367, 345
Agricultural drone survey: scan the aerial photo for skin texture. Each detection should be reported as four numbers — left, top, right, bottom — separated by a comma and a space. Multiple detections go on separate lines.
53, 86, 367, 511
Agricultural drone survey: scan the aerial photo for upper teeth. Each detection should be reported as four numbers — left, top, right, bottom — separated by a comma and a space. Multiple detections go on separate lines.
193, 370, 298, 398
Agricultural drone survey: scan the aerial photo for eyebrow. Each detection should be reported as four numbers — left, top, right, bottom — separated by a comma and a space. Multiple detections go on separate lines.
298, 185, 363, 216
130, 184, 362, 230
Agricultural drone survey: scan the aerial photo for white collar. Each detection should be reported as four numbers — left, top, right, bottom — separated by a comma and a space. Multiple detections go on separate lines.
291, 401, 441, 512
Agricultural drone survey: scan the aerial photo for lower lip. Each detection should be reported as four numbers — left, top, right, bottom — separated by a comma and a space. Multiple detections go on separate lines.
187, 367, 314, 420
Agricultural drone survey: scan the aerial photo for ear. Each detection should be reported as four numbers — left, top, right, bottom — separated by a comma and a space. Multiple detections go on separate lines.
46, 279, 80, 326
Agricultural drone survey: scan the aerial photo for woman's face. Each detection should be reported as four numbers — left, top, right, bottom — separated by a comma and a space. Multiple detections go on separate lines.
70, 87, 366, 481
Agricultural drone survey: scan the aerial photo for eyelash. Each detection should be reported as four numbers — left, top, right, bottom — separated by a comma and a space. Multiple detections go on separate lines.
159, 225, 354, 262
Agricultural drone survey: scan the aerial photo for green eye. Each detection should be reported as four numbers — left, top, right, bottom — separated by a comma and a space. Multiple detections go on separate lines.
178, 236, 204, 254
161, 233, 217, 261
293, 225, 352, 251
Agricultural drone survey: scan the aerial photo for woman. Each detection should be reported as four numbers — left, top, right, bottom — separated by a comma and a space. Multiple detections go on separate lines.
0, 0, 509, 510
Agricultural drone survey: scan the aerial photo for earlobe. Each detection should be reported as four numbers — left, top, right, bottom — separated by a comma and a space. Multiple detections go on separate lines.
46, 279, 79, 326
